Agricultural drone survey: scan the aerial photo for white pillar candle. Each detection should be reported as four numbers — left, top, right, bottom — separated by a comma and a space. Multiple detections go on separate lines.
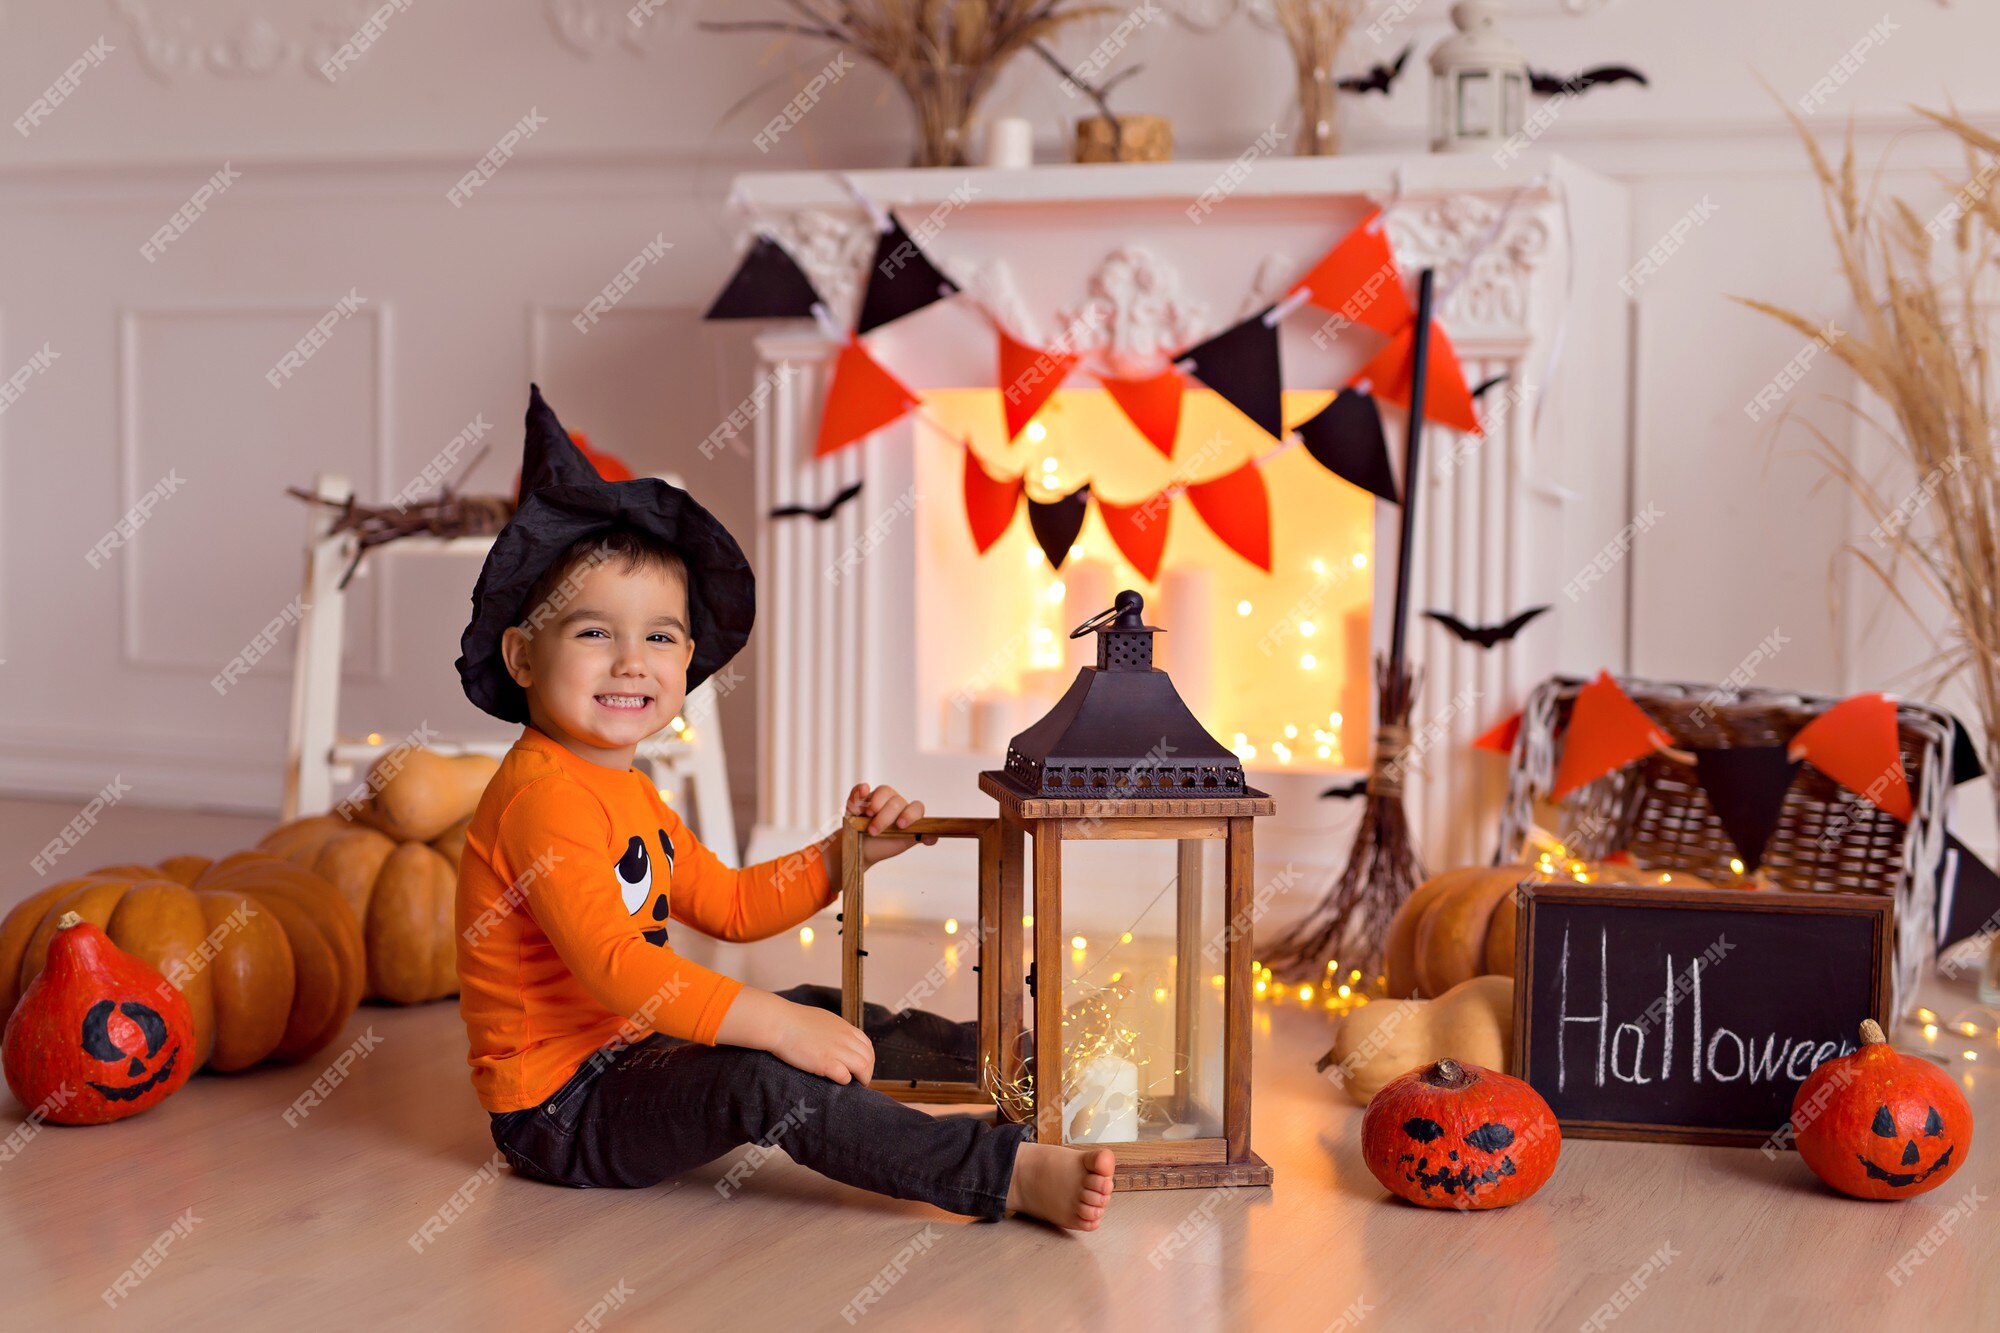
1063, 559, 1111, 672
982, 116, 1034, 169
1159, 566, 1213, 718
971, 694, 1016, 752
1062, 1054, 1139, 1143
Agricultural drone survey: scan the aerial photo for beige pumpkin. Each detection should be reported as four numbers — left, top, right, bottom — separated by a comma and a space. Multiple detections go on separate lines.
1318, 975, 1515, 1105
350, 750, 499, 843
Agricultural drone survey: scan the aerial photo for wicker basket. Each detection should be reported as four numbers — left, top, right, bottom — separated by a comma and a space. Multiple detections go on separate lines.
1496, 675, 1954, 1020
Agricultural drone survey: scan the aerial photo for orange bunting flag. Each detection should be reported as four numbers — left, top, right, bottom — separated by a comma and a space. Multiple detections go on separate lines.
1473, 710, 1524, 755
1551, 671, 1674, 801
815, 336, 919, 457
997, 327, 1076, 444
1099, 366, 1184, 459
1097, 493, 1171, 582
1296, 210, 1414, 337
1353, 319, 1481, 437
962, 444, 1024, 554
1787, 692, 1914, 822
1184, 461, 1272, 572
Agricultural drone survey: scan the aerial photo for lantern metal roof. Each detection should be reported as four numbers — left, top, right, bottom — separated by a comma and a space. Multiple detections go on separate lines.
996, 589, 1249, 799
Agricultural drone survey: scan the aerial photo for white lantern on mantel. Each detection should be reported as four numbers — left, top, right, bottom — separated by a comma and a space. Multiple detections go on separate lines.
1429, 0, 1530, 154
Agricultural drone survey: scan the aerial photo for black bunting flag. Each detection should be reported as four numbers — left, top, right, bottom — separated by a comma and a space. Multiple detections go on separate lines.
1178, 308, 1284, 441
856, 217, 960, 334
1296, 390, 1399, 503
1941, 831, 2000, 951
703, 233, 823, 321
1691, 745, 1801, 872
1026, 485, 1090, 570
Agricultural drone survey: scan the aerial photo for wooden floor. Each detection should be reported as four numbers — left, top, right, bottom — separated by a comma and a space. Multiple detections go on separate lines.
4, 798, 1997, 1330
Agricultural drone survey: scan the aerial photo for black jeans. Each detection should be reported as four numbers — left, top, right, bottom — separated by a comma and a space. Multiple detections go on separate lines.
489, 984, 1033, 1221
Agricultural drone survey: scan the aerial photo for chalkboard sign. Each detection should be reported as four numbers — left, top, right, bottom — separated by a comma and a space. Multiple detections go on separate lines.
1511, 882, 1892, 1146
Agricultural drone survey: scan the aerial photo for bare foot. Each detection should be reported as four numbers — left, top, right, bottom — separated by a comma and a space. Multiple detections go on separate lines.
1004, 1142, 1116, 1230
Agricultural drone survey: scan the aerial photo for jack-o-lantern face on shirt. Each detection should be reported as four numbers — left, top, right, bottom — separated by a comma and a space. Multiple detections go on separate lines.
615, 829, 676, 946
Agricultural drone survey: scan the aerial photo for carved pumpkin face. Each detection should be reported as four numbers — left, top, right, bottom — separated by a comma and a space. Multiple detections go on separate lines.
1792, 1020, 1973, 1200
81, 999, 181, 1104
1361, 1059, 1562, 1210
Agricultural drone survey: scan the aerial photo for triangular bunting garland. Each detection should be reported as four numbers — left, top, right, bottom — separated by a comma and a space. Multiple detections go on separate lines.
998, 327, 1076, 444
1097, 493, 1170, 582
1296, 211, 1414, 337
1296, 390, 1399, 503
856, 217, 960, 334
815, 337, 919, 457
1551, 671, 1674, 801
703, 233, 823, 321
1949, 714, 1986, 785
1099, 366, 1184, 458
1691, 745, 1802, 872
1184, 460, 1272, 572
963, 444, 1023, 554
1355, 320, 1481, 436
1940, 831, 2000, 950
1178, 309, 1285, 441
1473, 710, 1524, 755
1026, 486, 1090, 570
1787, 692, 1913, 822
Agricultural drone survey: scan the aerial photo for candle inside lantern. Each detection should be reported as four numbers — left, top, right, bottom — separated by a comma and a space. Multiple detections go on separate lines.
1062, 1054, 1139, 1144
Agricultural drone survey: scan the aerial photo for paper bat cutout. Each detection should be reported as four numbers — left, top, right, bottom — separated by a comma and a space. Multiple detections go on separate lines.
770, 480, 863, 522
1470, 373, 1509, 402
1338, 44, 1413, 96
1529, 65, 1649, 97
1320, 777, 1368, 800
1423, 605, 1550, 649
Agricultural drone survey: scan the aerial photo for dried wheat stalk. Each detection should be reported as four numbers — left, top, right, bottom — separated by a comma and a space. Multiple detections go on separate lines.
1735, 103, 2000, 782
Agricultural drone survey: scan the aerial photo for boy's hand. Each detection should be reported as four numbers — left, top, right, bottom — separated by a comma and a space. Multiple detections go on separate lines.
846, 782, 937, 869
770, 1001, 875, 1085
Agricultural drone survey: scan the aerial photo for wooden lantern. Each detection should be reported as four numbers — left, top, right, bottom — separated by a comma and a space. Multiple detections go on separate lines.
838, 589, 1274, 1191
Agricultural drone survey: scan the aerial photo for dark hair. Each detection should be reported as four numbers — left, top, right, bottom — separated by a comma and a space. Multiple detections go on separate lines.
515, 526, 688, 637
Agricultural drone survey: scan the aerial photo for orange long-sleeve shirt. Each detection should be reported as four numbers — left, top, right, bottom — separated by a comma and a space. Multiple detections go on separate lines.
456, 725, 835, 1113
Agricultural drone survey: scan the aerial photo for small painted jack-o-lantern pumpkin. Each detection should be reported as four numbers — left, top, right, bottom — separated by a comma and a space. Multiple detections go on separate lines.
1791, 1019, 1973, 1200
1361, 1058, 1562, 1209
2, 912, 194, 1124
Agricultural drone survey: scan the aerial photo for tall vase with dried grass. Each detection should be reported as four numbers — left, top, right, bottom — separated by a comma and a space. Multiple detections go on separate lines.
1274, 0, 1364, 156
704, 1, 1115, 169
1737, 104, 2000, 1001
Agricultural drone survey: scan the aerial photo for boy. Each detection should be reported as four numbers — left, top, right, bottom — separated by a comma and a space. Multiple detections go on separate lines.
452, 385, 1113, 1228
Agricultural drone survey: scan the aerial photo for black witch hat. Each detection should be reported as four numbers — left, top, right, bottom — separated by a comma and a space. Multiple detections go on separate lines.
455, 384, 754, 725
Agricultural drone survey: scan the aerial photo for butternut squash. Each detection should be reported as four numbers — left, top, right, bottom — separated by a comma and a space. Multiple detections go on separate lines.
1318, 975, 1514, 1105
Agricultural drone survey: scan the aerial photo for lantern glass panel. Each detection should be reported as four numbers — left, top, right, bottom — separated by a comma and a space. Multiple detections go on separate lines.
1455, 69, 1496, 138
1039, 835, 1227, 1146
854, 834, 984, 1085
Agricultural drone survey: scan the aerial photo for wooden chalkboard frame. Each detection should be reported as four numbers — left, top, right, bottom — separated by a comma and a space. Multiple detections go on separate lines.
1510, 880, 1894, 1146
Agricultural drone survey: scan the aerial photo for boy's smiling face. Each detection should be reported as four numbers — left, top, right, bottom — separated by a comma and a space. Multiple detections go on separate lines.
500, 554, 693, 770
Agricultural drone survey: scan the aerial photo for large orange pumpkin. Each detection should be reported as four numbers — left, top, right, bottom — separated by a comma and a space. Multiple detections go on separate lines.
0, 852, 363, 1073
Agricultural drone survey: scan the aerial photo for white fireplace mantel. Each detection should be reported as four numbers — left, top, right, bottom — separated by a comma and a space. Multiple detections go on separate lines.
725, 152, 1631, 925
